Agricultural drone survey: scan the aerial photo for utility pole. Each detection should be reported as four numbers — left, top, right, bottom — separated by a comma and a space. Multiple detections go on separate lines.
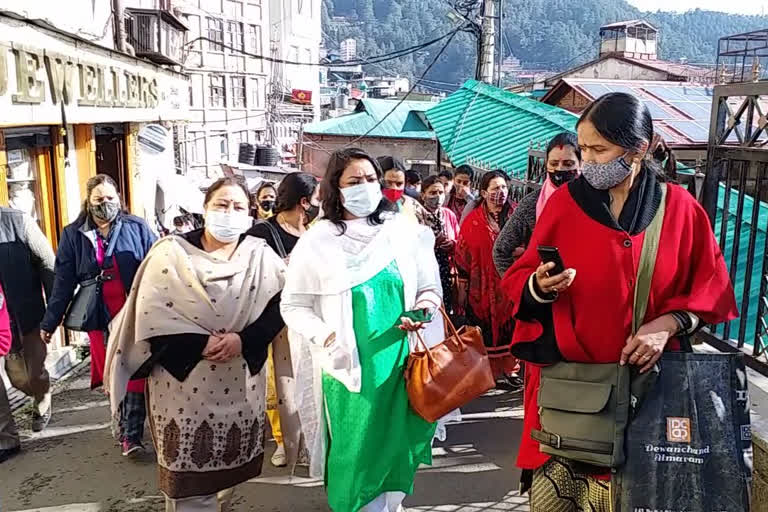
477, 0, 496, 84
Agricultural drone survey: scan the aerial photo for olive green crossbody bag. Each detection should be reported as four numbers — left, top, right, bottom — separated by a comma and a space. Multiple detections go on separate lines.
531, 184, 667, 469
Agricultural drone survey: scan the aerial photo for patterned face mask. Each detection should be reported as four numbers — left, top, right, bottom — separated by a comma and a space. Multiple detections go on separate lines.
487, 189, 508, 206
581, 153, 633, 190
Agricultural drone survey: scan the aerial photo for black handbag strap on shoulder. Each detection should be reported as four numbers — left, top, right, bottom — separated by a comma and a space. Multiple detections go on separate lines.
253, 219, 287, 259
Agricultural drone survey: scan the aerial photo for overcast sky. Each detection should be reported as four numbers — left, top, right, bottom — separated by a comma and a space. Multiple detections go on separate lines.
628, 0, 767, 15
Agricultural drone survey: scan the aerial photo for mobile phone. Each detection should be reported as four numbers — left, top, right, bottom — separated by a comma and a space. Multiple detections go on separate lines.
537, 245, 566, 276
400, 308, 434, 324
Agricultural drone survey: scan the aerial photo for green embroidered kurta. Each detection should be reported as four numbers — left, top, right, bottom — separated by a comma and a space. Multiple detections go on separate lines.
322, 261, 437, 512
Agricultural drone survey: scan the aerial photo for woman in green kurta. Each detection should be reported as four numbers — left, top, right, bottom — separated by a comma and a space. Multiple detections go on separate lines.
282, 148, 444, 512
324, 261, 437, 511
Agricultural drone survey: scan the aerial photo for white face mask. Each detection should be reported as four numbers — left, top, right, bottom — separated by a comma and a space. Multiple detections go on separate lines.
340, 182, 382, 218
204, 210, 252, 243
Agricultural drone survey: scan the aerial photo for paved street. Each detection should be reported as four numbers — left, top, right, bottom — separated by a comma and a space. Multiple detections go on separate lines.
0, 367, 528, 512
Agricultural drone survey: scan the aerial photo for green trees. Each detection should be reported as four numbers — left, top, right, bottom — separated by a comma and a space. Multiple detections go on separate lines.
322, 0, 768, 87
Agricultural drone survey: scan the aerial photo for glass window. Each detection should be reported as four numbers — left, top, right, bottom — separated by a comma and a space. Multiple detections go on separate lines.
250, 78, 261, 108
188, 132, 206, 164
209, 74, 226, 107
212, 132, 228, 160
6, 148, 42, 225
247, 24, 262, 54
226, 21, 244, 52
207, 17, 224, 52
230, 76, 246, 108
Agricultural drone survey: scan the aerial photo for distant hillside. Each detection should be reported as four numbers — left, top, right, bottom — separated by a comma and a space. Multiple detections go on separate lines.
322, 0, 768, 88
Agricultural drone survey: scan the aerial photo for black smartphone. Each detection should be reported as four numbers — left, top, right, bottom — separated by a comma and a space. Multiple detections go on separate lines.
537, 245, 566, 275
400, 308, 434, 324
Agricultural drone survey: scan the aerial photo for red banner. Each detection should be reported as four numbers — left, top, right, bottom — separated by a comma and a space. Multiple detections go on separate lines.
291, 89, 312, 104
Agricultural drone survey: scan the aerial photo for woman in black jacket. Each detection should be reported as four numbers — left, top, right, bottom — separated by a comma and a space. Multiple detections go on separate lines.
40, 174, 156, 457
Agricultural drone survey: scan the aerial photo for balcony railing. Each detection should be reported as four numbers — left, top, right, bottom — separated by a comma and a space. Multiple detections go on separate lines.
125, 8, 188, 66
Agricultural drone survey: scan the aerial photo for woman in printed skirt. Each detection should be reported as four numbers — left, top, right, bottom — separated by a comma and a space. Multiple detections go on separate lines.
40, 174, 156, 457
501, 93, 738, 511
493, 132, 582, 276
455, 170, 520, 385
281, 148, 444, 512
421, 175, 460, 317
105, 177, 286, 511
246, 172, 321, 468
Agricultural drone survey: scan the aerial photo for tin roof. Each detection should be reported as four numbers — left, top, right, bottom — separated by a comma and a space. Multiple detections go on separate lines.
303, 99, 435, 139
542, 78, 721, 145
425, 80, 578, 175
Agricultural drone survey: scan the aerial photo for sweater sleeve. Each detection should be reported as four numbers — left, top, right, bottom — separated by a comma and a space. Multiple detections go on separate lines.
240, 293, 285, 375
23, 214, 55, 299
134, 333, 209, 381
135, 295, 284, 382
494, 201, 536, 279
40, 229, 78, 332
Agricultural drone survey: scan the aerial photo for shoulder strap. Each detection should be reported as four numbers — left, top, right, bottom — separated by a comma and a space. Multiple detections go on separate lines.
254, 219, 287, 259
633, 183, 667, 334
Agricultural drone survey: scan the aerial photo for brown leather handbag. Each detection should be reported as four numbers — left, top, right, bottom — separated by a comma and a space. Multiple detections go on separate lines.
405, 308, 495, 422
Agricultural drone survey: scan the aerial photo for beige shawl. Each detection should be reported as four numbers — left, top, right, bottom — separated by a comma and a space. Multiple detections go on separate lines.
104, 235, 286, 416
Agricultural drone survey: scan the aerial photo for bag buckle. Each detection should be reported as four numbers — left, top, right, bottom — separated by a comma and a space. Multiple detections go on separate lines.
551, 433, 562, 449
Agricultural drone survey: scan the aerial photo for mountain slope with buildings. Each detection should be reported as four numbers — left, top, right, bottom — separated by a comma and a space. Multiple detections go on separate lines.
322, 0, 768, 87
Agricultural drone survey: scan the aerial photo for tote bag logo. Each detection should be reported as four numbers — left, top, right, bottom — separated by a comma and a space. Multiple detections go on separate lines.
666, 417, 691, 443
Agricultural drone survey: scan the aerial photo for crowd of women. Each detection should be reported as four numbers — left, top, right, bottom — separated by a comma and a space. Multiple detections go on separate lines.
22, 91, 737, 512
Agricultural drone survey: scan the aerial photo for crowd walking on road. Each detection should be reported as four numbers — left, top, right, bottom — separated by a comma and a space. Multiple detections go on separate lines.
0, 91, 748, 512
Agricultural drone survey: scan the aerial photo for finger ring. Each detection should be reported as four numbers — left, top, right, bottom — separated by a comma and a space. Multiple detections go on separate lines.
642, 354, 651, 360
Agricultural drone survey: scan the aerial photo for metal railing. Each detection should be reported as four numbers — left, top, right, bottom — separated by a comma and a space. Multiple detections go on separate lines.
700, 81, 768, 373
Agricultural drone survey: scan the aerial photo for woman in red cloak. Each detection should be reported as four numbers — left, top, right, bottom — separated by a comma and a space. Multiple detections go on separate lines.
501, 92, 738, 511
455, 170, 520, 385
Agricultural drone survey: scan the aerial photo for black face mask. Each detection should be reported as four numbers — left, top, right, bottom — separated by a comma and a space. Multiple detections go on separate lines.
259, 200, 275, 212
304, 203, 320, 224
549, 170, 579, 188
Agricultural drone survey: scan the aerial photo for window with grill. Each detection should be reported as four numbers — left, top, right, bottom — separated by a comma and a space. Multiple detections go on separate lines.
226, 21, 244, 52
230, 76, 246, 108
209, 74, 226, 107
207, 17, 224, 52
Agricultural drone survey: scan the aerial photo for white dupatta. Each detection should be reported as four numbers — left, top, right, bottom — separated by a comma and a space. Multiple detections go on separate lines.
281, 214, 445, 478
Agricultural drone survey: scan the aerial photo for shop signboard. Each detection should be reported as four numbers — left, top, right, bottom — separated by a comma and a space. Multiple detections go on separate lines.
0, 19, 189, 125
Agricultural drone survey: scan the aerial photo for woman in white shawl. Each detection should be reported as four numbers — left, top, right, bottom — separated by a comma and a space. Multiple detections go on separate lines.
105, 177, 286, 512
281, 148, 444, 512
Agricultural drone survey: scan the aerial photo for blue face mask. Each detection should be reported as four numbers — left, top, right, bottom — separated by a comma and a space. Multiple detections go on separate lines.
340, 182, 382, 218
581, 153, 634, 190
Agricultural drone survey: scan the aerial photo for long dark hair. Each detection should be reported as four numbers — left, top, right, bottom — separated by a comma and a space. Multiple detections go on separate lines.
546, 132, 582, 163
78, 174, 124, 222
577, 92, 665, 181
275, 172, 318, 214
320, 147, 387, 234
204, 176, 251, 208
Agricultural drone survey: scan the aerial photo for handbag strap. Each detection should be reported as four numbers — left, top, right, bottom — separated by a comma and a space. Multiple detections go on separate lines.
254, 219, 288, 259
632, 183, 667, 334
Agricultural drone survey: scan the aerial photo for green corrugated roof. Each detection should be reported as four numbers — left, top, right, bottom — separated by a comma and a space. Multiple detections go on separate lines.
712, 184, 768, 348
303, 99, 436, 139
425, 80, 578, 175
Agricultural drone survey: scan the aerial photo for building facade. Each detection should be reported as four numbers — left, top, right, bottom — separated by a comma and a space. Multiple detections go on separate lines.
0, 2, 189, 242
340, 38, 356, 62
0, 0, 189, 376
178, 0, 270, 180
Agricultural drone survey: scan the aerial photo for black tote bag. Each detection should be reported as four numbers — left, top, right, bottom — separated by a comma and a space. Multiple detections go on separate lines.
614, 351, 752, 511
63, 222, 123, 332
